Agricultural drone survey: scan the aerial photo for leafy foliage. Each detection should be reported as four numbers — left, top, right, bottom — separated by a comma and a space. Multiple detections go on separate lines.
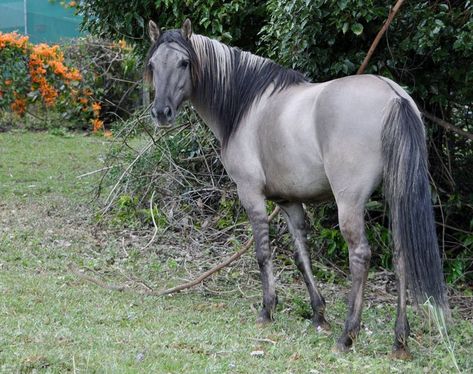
82, 0, 472, 286
259, 0, 473, 288
63, 37, 142, 125
0, 32, 91, 127
78, 0, 266, 52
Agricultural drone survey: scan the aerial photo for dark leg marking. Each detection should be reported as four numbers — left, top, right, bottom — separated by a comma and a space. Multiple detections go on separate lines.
280, 202, 330, 331
391, 250, 413, 360
238, 189, 277, 323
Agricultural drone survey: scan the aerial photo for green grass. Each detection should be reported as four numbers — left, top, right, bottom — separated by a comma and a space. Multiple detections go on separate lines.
1, 131, 472, 373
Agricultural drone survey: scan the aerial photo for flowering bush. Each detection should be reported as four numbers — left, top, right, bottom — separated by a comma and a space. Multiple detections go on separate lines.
62, 37, 142, 125
0, 32, 104, 132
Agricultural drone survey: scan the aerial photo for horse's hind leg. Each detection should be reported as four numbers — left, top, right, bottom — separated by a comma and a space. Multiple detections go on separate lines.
334, 201, 372, 352
238, 187, 277, 323
391, 251, 412, 360
279, 202, 330, 331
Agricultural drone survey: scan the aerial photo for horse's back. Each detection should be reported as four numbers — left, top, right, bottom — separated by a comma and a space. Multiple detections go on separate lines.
226, 74, 415, 204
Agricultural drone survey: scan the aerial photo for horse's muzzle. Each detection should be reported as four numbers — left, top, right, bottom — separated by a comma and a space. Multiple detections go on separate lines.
151, 105, 174, 125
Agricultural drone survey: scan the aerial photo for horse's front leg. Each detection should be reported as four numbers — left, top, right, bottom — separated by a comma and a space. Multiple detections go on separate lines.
238, 186, 277, 323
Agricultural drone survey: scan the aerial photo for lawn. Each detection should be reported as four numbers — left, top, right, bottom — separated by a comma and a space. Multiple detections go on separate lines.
0, 131, 472, 373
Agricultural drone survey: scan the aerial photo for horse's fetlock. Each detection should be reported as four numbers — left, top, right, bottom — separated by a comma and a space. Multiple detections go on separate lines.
344, 318, 361, 337
395, 317, 410, 342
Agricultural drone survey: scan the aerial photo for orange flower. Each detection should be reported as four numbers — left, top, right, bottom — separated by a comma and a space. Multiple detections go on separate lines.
79, 97, 88, 105
64, 68, 81, 81
39, 82, 58, 106
118, 39, 127, 49
11, 97, 26, 115
69, 1, 77, 7
104, 130, 113, 138
0, 32, 29, 50
91, 118, 104, 132
49, 60, 66, 76
92, 102, 101, 117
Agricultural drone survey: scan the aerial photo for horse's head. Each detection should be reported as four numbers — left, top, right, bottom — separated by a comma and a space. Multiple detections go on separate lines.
145, 19, 197, 126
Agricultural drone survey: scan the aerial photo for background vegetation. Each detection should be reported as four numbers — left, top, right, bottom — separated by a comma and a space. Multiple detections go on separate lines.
74, 0, 473, 288
0, 33, 141, 132
1, 1, 472, 371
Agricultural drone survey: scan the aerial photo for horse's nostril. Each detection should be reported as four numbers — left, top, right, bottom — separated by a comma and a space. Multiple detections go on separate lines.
163, 106, 172, 119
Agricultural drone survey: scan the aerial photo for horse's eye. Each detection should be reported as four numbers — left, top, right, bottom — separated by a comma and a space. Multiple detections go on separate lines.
147, 62, 153, 70
179, 60, 189, 69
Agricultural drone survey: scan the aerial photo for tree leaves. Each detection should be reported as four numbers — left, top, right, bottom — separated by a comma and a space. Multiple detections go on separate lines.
351, 23, 364, 35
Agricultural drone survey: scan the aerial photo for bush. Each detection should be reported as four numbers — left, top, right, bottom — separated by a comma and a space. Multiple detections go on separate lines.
0, 32, 102, 131
77, 0, 266, 53
87, 1, 472, 287
62, 37, 142, 124
0, 32, 142, 132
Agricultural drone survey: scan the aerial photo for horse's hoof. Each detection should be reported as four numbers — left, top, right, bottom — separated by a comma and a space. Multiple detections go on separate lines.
256, 310, 273, 326
313, 319, 332, 335
256, 316, 272, 326
332, 342, 351, 354
390, 348, 413, 361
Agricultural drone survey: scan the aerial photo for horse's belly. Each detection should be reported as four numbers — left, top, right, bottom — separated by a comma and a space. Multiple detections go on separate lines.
263, 163, 332, 202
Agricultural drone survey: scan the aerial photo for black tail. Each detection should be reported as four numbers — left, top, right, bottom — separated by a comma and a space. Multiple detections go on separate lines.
382, 97, 448, 311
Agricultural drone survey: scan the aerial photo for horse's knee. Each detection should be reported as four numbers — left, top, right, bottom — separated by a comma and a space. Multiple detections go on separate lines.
338, 210, 370, 259
255, 246, 271, 267
339, 215, 363, 247
350, 243, 371, 264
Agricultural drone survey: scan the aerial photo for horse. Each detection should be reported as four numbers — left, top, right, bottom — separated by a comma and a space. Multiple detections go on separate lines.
144, 18, 448, 358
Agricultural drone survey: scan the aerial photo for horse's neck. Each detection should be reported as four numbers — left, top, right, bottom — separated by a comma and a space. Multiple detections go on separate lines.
190, 98, 224, 143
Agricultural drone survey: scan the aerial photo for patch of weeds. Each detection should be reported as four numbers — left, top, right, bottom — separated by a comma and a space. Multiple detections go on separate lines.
313, 265, 339, 284
48, 127, 71, 137
166, 258, 178, 271
216, 194, 246, 230
290, 295, 312, 320
366, 222, 392, 269
110, 194, 141, 227
108, 193, 169, 229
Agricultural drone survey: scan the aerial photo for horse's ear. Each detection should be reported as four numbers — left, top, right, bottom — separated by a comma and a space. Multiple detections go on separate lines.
148, 20, 160, 42
181, 19, 192, 40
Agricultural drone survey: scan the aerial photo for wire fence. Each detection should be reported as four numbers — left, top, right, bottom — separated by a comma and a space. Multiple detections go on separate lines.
0, 0, 82, 43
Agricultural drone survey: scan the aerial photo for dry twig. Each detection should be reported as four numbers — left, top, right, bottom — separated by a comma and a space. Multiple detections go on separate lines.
70, 207, 281, 296
357, 0, 406, 75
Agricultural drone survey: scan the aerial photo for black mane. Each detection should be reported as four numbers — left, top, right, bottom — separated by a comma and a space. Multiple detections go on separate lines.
145, 31, 308, 146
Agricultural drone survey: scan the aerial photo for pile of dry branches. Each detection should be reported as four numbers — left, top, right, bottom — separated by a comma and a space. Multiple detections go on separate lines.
63, 37, 142, 123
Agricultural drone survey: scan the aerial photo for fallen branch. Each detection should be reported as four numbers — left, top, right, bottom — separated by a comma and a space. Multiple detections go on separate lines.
422, 111, 473, 141
68, 263, 128, 292
70, 206, 281, 296
357, 0, 406, 75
